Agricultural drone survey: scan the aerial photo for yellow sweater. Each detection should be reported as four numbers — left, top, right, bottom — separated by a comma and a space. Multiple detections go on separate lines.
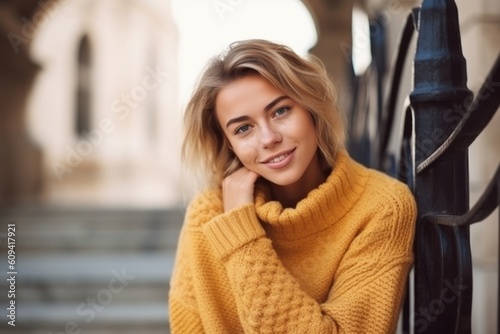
169, 151, 417, 333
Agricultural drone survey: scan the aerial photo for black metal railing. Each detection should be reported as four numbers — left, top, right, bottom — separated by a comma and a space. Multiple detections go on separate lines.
347, 0, 500, 333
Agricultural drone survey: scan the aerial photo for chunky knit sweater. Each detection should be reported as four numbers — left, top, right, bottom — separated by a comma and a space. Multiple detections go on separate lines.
169, 151, 417, 333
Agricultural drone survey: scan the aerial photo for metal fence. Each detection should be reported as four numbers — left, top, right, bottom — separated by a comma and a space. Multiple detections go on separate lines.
347, 0, 500, 333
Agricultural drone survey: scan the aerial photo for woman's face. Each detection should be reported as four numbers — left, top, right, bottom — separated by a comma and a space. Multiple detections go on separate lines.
215, 74, 322, 188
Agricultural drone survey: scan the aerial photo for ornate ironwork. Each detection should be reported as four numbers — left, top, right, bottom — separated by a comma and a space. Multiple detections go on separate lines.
347, 0, 500, 333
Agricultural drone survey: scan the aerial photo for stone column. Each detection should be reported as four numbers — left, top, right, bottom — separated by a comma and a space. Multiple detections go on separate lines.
301, 0, 354, 112
0, 1, 49, 204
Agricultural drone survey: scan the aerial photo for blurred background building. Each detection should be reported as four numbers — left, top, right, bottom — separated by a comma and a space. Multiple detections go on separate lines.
0, 0, 498, 333
13, 0, 180, 207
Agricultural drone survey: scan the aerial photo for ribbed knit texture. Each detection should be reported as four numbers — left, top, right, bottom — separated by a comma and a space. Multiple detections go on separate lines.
169, 151, 417, 333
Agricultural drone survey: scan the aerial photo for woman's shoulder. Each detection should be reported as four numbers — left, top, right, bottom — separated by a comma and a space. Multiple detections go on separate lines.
350, 166, 417, 256
369, 168, 413, 196
184, 187, 224, 228
359, 166, 417, 222
341, 152, 415, 214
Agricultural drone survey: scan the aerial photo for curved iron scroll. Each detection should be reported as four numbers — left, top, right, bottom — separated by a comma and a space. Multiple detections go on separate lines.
424, 164, 500, 227
379, 12, 415, 163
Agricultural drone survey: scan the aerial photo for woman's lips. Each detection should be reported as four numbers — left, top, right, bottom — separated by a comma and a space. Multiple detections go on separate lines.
262, 148, 295, 169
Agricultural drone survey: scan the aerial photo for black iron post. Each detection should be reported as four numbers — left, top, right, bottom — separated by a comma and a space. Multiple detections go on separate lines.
409, 0, 473, 333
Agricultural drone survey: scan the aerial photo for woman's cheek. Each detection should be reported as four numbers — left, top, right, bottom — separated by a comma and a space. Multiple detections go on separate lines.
233, 139, 259, 167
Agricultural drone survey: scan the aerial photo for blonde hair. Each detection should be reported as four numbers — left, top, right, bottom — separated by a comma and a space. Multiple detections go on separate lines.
182, 39, 346, 191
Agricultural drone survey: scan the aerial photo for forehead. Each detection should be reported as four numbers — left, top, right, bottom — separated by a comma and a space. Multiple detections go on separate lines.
215, 75, 283, 120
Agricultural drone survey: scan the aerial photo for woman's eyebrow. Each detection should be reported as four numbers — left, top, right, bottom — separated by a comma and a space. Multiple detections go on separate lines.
226, 115, 250, 129
264, 95, 289, 112
225, 95, 290, 129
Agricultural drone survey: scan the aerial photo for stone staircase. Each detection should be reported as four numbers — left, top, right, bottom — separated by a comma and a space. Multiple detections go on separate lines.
0, 206, 185, 334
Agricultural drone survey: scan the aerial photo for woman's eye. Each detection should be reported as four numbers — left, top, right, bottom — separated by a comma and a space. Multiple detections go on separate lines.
274, 106, 290, 117
235, 124, 250, 134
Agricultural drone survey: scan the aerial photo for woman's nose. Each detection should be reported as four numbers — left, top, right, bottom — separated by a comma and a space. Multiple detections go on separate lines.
259, 125, 282, 148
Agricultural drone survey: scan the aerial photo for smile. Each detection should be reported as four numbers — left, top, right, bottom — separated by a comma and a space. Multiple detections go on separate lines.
267, 153, 290, 163
261, 148, 296, 169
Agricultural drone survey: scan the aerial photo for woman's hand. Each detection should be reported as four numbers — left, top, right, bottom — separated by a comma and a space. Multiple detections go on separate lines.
222, 167, 260, 212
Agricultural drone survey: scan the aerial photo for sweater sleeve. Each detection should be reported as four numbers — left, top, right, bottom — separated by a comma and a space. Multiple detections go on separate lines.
202, 188, 416, 333
168, 220, 205, 334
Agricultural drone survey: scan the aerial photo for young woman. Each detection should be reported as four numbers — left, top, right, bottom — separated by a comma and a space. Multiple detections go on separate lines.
169, 39, 416, 333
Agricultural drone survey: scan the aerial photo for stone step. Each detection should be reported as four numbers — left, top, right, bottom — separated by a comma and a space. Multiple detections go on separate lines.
0, 206, 185, 222
11, 283, 169, 304
0, 207, 180, 333
0, 324, 170, 334
0, 252, 175, 299
0, 207, 185, 251
0, 303, 170, 334
0, 252, 175, 285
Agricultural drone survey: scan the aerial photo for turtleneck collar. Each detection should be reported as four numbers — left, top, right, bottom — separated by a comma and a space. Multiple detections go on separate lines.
253, 151, 369, 240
